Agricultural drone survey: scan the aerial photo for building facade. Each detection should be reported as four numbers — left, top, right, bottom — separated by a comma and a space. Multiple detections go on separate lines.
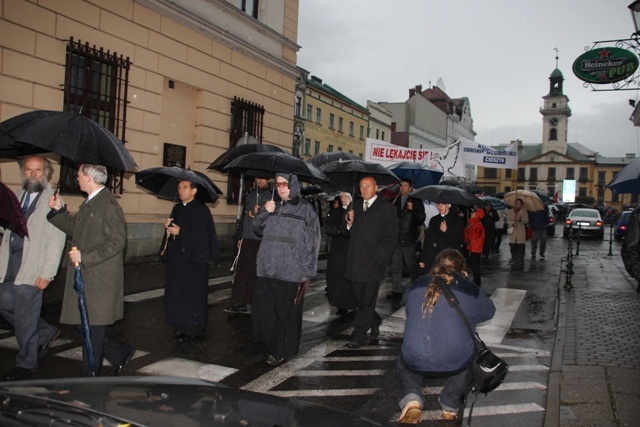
366, 100, 392, 143
0, 0, 300, 258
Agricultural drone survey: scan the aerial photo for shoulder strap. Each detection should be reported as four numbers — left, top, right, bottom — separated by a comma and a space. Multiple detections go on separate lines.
434, 277, 483, 352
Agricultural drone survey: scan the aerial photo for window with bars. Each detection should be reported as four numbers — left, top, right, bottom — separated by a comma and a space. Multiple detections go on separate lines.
227, 96, 265, 204
61, 37, 131, 194
235, 0, 258, 18
566, 167, 575, 180
484, 168, 497, 179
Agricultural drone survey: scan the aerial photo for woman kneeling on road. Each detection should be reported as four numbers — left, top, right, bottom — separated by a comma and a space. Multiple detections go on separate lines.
396, 248, 496, 423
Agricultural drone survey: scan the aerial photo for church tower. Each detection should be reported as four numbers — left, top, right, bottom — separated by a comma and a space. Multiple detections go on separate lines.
540, 54, 571, 155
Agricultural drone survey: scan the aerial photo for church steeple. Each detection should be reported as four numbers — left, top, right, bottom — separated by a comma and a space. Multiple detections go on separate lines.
548, 49, 564, 96
541, 50, 571, 155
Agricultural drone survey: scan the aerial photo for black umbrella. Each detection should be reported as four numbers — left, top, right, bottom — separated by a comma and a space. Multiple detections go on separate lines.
0, 182, 29, 238
319, 159, 400, 192
411, 185, 484, 206
1, 131, 47, 159
72, 253, 96, 376
208, 142, 286, 172
608, 158, 640, 194
135, 167, 223, 204
300, 184, 325, 196
439, 179, 485, 194
0, 110, 137, 170
224, 152, 328, 184
306, 151, 360, 169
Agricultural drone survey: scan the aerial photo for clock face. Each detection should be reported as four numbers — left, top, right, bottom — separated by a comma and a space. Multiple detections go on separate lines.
548, 116, 559, 126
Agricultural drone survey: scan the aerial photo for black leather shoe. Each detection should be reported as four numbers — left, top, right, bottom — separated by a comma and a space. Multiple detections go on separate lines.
347, 340, 363, 349
3, 367, 37, 381
176, 333, 203, 343
370, 323, 380, 338
113, 349, 135, 376
38, 328, 61, 358
385, 292, 402, 300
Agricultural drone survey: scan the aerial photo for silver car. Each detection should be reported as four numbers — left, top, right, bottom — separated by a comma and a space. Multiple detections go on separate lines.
563, 208, 605, 239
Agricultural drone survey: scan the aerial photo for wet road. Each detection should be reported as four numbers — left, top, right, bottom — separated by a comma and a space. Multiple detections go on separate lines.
0, 225, 624, 426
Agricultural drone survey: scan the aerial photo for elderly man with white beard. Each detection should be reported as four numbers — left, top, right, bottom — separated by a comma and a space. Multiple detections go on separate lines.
0, 155, 66, 381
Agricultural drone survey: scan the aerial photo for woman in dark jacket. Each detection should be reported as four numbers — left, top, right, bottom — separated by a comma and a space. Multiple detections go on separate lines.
325, 192, 356, 315
252, 173, 321, 366
397, 248, 495, 423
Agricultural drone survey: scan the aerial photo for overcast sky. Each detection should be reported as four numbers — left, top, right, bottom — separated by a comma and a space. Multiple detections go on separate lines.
297, 0, 640, 158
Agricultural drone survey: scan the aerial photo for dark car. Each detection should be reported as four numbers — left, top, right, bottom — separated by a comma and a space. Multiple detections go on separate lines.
547, 205, 556, 236
0, 377, 388, 426
614, 211, 632, 240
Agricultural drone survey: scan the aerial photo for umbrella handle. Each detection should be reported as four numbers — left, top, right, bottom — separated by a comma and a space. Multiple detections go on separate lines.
71, 246, 80, 268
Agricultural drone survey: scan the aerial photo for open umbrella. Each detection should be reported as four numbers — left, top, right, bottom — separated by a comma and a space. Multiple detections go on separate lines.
0, 182, 29, 238
388, 161, 443, 189
1, 131, 47, 159
439, 179, 485, 194
207, 142, 285, 172
503, 189, 545, 211
224, 152, 328, 184
607, 158, 640, 194
135, 167, 223, 204
306, 151, 360, 169
410, 185, 483, 206
71, 251, 96, 376
0, 110, 137, 170
319, 159, 400, 193
480, 196, 508, 211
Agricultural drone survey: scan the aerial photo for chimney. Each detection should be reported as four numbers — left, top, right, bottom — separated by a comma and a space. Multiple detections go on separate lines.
409, 88, 416, 97
512, 139, 523, 148
391, 122, 397, 132
416, 84, 422, 93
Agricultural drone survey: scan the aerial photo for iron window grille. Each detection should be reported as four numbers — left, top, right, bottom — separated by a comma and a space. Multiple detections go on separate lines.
61, 37, 130, 195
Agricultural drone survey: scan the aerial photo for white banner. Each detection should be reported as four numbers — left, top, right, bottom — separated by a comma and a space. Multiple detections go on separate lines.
459, 138, 518, 169
364, 138, 465, 177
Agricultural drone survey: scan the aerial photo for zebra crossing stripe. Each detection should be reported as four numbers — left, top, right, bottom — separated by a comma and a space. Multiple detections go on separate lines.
298, 369, 387, 376
269, 388, 381, 398
391, 403, 545, 422
422, 381, 547, 394
507, 364, 549, 372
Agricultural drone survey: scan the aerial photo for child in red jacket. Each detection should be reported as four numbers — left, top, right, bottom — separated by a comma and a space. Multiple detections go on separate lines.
464, 207, 485, 286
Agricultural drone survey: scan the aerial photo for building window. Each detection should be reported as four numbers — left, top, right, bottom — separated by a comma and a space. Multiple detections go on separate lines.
329, 113, 335, 129
338, 117, 343, 132
304, 138, 311, 155
517, 167, 525, 181
597, 171, 606, 184
337, 146, 343, 151
529, 167, 538, 181
360, 125, 364, 139
485, 186, 497, 194
227, 96, 265, 204
349, 150, 353, 154
484, 168, 497, 179
505, 186, 512, 192
579, 187, 587, 197
306, 104, 312, 121
349, 121, 354, 136
506, 169, 512, 178
235, 0, 258, 18
314, 140, 320, 155
61, 37, 131, 195
295, 94, 302, 117
566, 167, 575, 180
549, 128, 557, 141
548, 167, 556, 181
327, 144, 334, 152
612, 192, 619, 202
579, 167, 588, 182
316, 108, 322, 125
381, 131, 385, 140
376, 129, 379, 139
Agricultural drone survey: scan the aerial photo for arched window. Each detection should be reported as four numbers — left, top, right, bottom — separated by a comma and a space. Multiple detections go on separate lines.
549, 128, 557, 141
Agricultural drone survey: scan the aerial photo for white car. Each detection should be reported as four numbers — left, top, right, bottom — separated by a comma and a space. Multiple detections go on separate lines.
563, 208, 604, 239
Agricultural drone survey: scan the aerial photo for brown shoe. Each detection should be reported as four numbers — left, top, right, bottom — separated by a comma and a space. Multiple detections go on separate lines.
399, 400, 422, 424
441, 409, 457, 421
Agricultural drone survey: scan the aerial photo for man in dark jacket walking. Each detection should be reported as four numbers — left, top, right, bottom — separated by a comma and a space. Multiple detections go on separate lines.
388, 179, 425, 300
343, 176, 398, 348
528, 209, 549, 259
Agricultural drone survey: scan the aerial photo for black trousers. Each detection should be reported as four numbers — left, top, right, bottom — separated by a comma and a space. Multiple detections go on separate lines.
77, 325, 132, 377
351, 280, 381, 343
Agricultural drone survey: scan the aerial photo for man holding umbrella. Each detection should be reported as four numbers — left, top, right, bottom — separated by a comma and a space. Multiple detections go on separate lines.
48, 164, 134, 376
0, 155, 66, 381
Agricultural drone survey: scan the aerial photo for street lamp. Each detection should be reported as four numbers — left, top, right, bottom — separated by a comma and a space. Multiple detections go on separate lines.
630, 0, 640, 36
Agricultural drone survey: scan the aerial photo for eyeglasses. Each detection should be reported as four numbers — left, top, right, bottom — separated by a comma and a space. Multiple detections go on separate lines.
275, 182, 289, 188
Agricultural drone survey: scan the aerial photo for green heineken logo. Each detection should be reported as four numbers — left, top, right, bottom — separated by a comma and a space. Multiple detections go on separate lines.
573, 47, 639, 84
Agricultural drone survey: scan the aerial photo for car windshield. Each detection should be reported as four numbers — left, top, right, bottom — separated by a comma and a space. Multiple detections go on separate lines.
572, 209, 598, 218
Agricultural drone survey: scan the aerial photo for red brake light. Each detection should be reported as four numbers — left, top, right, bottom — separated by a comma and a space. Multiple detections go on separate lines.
620, 225, 627, 231
549, 216, 554, 224
596, 220, 602, 226
565, 219, 572, 225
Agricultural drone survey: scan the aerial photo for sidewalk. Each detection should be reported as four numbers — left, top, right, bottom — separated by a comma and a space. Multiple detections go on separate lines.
545, 250, 640, 427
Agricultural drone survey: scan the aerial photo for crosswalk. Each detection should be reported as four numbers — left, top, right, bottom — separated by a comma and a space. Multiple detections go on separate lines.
0, 275, 551, 425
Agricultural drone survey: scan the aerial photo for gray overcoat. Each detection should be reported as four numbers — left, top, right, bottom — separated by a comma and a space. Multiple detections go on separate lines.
48, 188, 126, 325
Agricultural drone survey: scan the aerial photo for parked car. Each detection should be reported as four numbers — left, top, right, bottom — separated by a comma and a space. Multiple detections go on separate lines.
563, 208, 605, 239
614, 211, 633, 240
547, 205, 556, 236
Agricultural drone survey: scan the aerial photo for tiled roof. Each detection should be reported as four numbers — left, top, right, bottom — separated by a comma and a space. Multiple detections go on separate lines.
306, 77, 368, 113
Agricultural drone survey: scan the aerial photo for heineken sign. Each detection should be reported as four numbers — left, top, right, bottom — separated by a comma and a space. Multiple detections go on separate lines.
573, 47, 639, 84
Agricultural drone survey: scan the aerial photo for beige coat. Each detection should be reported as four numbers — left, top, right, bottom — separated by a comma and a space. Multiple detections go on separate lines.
49, 188, 126, 325
507, 208, 529, 244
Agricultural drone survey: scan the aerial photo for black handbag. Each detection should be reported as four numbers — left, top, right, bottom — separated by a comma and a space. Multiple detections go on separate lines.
435, 278, 509, 394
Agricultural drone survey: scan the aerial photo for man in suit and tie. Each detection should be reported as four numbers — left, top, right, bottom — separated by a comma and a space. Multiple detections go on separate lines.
387, 179, 425, 300
0, 155, 66, 381
343, 176, 398, 348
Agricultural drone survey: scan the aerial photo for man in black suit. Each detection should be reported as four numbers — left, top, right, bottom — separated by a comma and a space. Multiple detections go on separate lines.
343, 176, 398, 348
418, 202, 465, 272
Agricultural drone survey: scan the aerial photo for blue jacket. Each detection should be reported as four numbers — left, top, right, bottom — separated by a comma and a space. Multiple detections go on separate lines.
528, 209, 549, 232
401, 273, 496, 373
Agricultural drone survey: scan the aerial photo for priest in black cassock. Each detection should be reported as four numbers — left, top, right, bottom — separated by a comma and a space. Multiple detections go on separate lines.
161, 179, 219, 343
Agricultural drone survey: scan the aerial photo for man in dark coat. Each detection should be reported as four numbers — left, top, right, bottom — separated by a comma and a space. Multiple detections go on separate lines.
48, 164, 134, 376
418, 202, 465, 272
343, 176, 398, 348
481, 201, 499, 258
227, 177, 271, 313
388, 179, 425, 300
162, 179, 220, 343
